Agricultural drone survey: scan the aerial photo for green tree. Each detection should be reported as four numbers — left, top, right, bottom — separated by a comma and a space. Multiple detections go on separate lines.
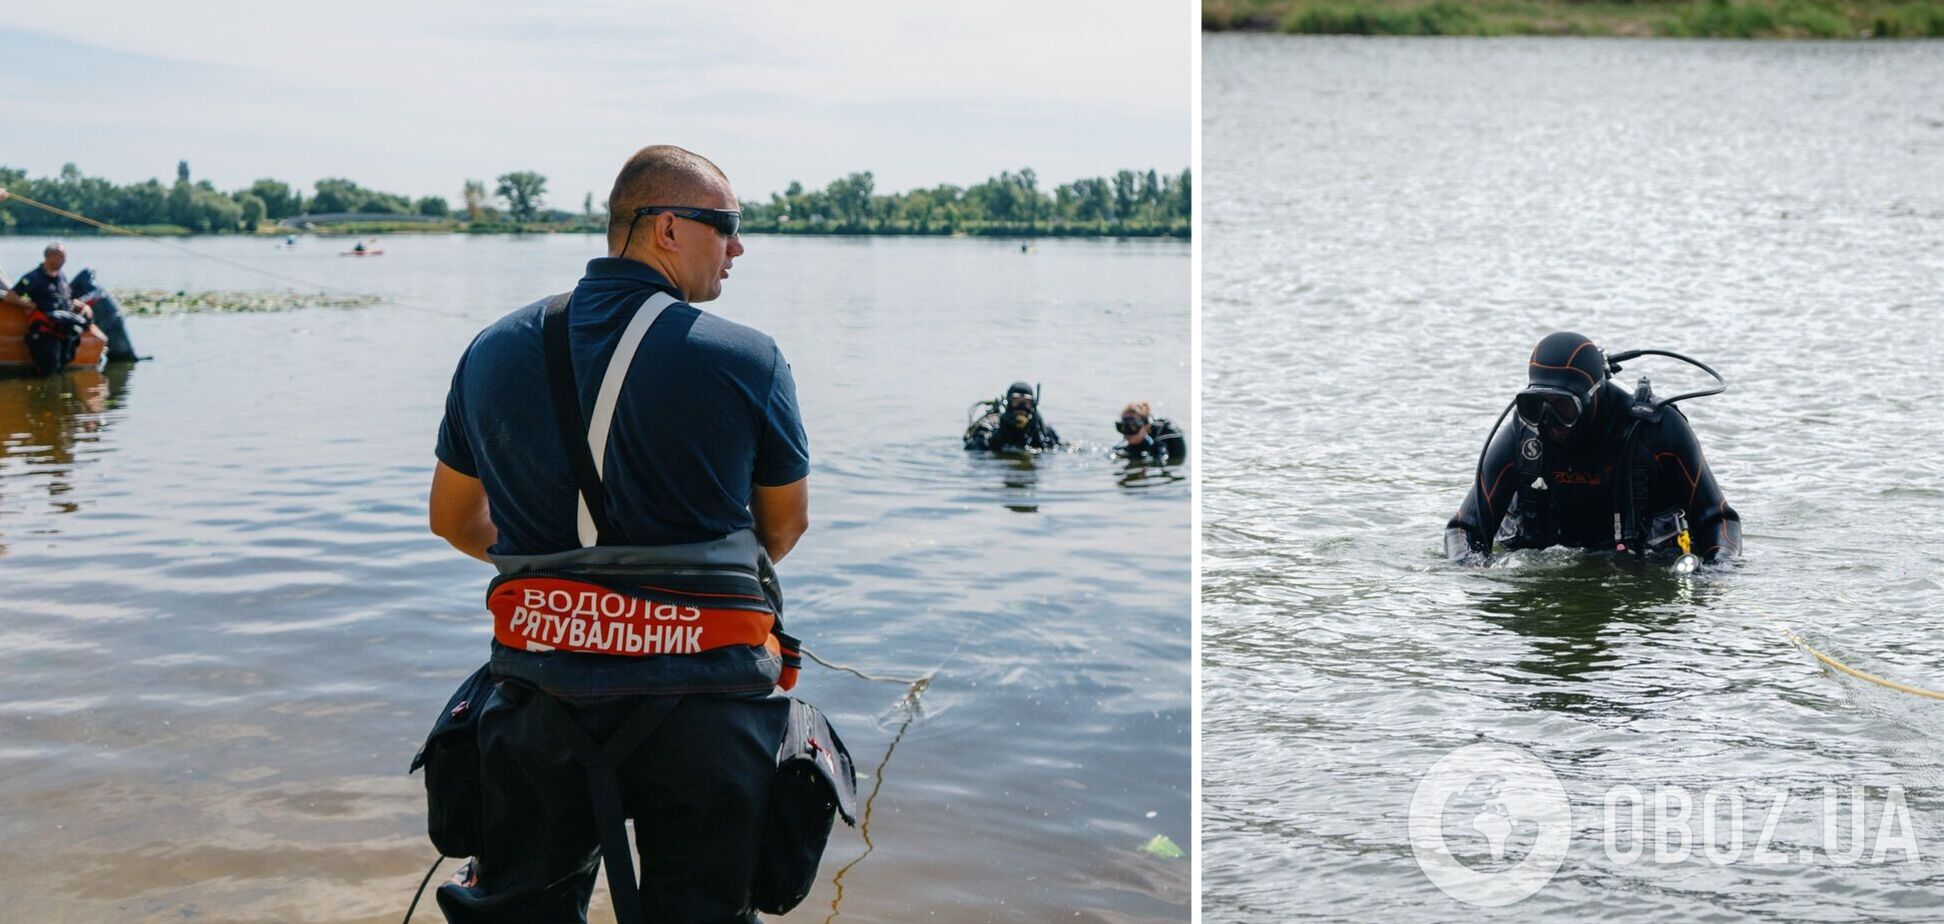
168, 172, 196, 227
462, 180, 487, 221
496, 171, 547, 222
311, 178, 368, 214
1112, 170, 1138, 224
417, 195, 450, 217
357, 191, 412, 214
1020, 168, 1041, 229
237, 192, 267, 230
116, 179, 169, 226
825, 172, 875, 229
248, 179, 296, 219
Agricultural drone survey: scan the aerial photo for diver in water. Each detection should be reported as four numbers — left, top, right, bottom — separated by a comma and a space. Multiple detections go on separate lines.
1446, 331, 1742, 565
964, 381, 1062, 451
1113, 401, 1186, 464
69, 268, 143, 362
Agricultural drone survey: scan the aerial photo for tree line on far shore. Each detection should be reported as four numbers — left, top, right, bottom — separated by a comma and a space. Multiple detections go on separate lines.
741, 168, 1190, 236
0, 162, 1190, 238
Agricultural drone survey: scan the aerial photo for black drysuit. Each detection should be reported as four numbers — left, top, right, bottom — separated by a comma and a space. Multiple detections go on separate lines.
1448, 379, 1742, 562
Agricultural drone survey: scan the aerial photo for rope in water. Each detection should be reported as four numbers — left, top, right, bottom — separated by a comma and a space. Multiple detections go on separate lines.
1781, 627, 1944, 701
808, 641, 957, 922
801, 646, 934, 687
0, 187, 470, 319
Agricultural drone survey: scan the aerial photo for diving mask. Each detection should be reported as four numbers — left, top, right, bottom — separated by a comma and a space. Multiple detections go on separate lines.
1514, 386, 1585, 430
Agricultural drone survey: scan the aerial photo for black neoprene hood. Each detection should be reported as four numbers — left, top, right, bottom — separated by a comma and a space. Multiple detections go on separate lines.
1527, 331, 1607, 397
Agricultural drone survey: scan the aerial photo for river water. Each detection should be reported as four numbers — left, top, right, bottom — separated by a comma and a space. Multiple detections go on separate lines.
1203, 35, 1944, 921
0, 233, 1191, 922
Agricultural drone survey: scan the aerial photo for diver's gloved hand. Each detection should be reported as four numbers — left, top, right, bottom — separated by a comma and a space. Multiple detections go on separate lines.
1444, 527, 1483, 564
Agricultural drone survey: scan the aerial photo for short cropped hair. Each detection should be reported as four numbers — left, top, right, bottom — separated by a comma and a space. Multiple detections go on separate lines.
44, 241, 65, 255
606, 146, 730, 251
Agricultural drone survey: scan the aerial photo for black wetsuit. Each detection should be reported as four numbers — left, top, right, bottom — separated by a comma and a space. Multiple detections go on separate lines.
964, 409, 1061, 451
1115, 417, 1187, 464
70, 269, 140, 362
1448, 379, 1742, 562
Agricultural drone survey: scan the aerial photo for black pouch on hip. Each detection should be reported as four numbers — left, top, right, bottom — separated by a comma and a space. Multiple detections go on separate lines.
409, 662, 495, 858
752, 698, 858, 914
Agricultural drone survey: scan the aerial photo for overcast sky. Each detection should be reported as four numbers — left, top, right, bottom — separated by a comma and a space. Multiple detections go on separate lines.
2, 1, 1190, 208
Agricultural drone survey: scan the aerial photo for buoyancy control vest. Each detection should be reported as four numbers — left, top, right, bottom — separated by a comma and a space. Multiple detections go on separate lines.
1499, 378, 1691, 556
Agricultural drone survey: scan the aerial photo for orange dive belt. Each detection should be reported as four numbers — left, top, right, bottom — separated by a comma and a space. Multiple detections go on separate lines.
488, 575, 800, 689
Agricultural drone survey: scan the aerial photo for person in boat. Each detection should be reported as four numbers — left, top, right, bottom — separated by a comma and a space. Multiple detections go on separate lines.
3, 242, 93, 375
426, 144, 850, 923
1113, 401, 1186, 464
352, 240, 367, 253
964, 381, 1062, 451
1445, 331, 1742, 565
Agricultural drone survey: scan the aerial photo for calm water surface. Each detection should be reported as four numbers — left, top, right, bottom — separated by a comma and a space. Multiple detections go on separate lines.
1204, 35, 1944, 921
0, 233, 1191, 921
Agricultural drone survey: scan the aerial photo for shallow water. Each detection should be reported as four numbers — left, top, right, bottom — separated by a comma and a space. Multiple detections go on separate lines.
0, 233, 1191, 921
1203, 35, 1944, 921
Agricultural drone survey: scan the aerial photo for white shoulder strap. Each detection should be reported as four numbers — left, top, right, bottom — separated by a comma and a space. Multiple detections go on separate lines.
575, 291, 679, 547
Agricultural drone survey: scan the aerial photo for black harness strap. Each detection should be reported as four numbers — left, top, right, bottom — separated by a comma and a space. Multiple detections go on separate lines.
541, 292, 626, 546
1511, 423, 1554, 547
524, 691, 681, 924
1616, 420, 1652, 554
540, 291, 668, 919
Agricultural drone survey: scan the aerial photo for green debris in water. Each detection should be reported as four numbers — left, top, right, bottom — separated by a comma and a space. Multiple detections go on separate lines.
1140, 834, 1184, 860
122, 289, 383, 316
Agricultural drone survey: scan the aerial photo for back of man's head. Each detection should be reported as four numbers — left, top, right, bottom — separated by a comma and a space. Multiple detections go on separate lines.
606, 145, 730, 254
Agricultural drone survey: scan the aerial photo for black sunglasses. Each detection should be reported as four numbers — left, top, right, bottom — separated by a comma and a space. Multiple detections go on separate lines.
636, 205, 740, 238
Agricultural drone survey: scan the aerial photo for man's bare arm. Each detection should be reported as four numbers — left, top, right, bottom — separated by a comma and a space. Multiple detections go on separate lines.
429, 461, 497, 563
751, 477, 808, 563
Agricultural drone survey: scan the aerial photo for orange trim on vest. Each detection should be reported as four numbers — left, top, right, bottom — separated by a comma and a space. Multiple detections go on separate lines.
489, 576, 776, 658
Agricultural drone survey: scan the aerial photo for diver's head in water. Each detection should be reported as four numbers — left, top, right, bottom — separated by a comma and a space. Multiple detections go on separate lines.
1005, 381, 1037, 431
1116, 400, 1151, 444
1518, 331, 1606, 444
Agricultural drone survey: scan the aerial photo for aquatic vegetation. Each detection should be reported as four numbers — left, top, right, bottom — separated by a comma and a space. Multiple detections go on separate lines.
1664, 0, 1850, 37
1283, 1, 1491, 36
1873, 0, 1944, 34
119, 289, 382, 316
1142, 834, 1187, 859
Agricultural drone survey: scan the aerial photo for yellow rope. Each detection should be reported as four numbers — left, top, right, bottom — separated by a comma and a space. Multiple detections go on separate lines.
1782, 627, 1944, 701
0, 187, 467, 318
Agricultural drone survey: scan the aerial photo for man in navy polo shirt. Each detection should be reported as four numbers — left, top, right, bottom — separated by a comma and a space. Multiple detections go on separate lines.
428, 145, 809, 922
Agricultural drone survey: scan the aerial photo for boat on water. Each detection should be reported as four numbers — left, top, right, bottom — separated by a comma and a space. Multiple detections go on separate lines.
0, 309, 106, 373
340, 249, 384, 257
